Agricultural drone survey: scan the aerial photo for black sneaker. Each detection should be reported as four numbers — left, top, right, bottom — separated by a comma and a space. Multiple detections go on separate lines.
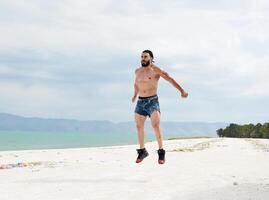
136, 148, 149, 163
157, 148, 165, 164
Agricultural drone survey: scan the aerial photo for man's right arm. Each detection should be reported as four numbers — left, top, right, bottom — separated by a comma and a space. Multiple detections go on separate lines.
133, 68, 139, 97
132, 69, 139, 102
133, 83, 139, 97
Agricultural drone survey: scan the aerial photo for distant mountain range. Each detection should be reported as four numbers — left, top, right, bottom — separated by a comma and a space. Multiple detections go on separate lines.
0, 113, 229, 137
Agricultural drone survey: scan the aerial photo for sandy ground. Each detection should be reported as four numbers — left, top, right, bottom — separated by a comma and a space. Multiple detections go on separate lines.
0, 137, 269, 200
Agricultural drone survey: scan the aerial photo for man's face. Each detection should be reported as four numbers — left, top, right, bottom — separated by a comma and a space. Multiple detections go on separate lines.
141, 52, 152, 67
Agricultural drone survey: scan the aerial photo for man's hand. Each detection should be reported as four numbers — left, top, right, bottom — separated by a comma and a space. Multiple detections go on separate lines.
181, 90, 188, 98
132, 95, 137, 103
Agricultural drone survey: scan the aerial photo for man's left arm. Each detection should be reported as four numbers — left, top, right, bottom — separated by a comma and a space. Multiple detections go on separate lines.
152, 64, 188, 98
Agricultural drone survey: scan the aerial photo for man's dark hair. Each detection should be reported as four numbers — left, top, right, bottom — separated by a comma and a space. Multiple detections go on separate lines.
142, 50, 154, 62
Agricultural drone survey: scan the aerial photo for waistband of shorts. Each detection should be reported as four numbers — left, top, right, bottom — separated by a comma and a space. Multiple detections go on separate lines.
138, 94, 158, 101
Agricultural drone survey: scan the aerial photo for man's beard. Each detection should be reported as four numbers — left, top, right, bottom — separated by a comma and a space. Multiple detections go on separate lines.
141, 60, 150, 67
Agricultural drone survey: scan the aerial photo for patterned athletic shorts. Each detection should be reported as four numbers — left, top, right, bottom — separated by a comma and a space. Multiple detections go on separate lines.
134, 94, 161, 118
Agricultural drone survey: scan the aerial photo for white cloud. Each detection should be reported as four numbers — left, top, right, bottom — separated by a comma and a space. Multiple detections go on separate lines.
0, 0, 268, 123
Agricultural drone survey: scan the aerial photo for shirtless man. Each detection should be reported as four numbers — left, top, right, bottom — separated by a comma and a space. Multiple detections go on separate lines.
132, 50, 188, 164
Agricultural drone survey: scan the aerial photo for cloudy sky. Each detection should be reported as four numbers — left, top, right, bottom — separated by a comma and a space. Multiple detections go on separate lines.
0, 0, 268, 124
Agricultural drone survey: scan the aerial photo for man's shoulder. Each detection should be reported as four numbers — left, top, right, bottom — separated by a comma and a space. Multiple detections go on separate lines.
151, 64, 163, 72
135, 67, 142, 73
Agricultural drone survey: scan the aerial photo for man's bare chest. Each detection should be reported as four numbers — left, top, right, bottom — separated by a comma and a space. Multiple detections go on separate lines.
136, 69, 159, 83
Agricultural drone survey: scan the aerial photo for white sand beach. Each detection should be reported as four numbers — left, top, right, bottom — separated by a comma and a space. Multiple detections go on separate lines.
0, 137, 269, 200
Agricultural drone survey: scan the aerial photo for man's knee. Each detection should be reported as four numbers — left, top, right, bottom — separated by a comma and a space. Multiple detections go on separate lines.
151, 121, 160, 129
136, 123, 145, 130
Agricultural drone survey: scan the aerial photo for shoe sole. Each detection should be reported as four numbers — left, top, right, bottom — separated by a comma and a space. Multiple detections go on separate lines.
158, 160, 165, 164
136, 152, 149, 163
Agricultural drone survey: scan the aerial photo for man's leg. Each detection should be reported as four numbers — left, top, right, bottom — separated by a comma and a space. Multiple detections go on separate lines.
134, 113, 147, 149
150, 110, 163, 149
150, 110, 165, 164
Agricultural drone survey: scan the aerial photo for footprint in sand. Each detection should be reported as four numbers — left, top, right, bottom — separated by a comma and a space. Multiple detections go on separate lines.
245, 139, 269, 152
233, 181, 239, 186
170, 139, 218, 152
9, 154, 19, 157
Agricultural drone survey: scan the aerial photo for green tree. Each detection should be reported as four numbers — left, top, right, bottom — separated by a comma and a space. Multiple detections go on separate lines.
216, 122, 269, 138
261, 123, 269, 139
217, 128, 224, 137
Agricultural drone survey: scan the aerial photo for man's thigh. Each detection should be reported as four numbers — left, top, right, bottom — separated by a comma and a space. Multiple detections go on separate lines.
150, 110, 161, 126
134, 112, 147, 127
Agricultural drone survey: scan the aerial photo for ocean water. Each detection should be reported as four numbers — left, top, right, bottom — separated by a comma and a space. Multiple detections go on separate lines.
0, 130, 159, 151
